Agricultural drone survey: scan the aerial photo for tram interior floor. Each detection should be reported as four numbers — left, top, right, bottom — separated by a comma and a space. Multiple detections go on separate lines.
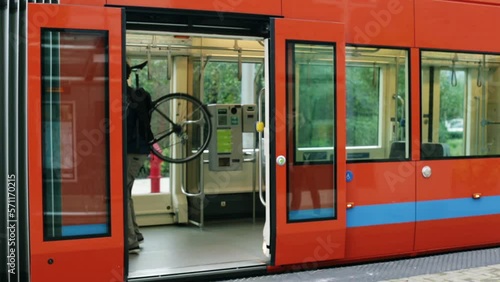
128, 219, 268, 278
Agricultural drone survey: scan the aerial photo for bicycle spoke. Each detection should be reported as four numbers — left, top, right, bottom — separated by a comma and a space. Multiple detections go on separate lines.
149, 93, 212, 163
153, 129, 176, 143
183, 104, 203, 121
152, 107, 176, 127
168, 136, 189, 148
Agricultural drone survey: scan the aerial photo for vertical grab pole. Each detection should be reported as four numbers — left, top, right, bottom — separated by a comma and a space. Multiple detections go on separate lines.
394, 57, 399, 141
252, 127, 256, 223
199, 123, 205, 228
475, 96, 480, 154
481, 54, 487, 154
257, 88, 266, 206
199, 55, 206, 228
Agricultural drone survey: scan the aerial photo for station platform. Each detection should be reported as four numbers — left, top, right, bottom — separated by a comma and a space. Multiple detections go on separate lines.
221, 246, 500, 282
131, 177, 170, 195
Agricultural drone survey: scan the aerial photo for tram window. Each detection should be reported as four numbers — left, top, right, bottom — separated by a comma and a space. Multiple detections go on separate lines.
129, 58, 170, 102
421, 51, 500, 158
287, 42, 336, 222
41, 30, 110, 240
346, 65, 381, 147
346, 47, 409, 161
193, 60, 264, 150
291, 44, 335, 164
193, 61, 264, 105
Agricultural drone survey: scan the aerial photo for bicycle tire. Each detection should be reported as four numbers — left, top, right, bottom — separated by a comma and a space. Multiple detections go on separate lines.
149, 93, 212, 163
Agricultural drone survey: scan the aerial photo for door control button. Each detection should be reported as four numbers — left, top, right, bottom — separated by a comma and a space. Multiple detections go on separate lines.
276, 155, 286, 166
422, 166, 432, 178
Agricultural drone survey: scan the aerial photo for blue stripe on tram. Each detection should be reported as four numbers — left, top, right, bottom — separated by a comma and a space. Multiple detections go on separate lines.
289, 208, 335, 221
288, 196, 500, 227
347, 196, 500, 228
61, 223, 108, 236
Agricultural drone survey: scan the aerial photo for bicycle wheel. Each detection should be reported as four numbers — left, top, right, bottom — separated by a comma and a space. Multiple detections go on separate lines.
149, 93, 212, 163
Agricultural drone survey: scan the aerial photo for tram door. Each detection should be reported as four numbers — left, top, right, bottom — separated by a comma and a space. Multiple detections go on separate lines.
271, 18, 346, 265
28, 4, 125, 282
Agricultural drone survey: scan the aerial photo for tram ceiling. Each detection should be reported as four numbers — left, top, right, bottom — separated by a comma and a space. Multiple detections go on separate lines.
123, 7, 271, 38
421, 51, 500, 69
125, 32, 265, 62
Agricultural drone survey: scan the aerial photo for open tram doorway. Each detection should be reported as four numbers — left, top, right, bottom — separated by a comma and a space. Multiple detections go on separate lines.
124, 27, 270, 279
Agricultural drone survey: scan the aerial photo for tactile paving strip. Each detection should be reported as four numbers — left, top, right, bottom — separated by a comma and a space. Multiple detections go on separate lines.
220, 247, 500, 282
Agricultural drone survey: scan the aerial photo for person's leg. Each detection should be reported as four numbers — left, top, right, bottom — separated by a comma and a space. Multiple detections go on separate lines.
127, 154, 147, 250
130, 191, 144, 242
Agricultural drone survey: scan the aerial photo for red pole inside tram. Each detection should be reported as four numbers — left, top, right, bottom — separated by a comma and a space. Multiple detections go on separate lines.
150, 143, 162, 193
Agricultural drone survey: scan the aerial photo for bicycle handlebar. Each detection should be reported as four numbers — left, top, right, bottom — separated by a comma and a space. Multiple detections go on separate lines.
130, 61, 148, 72
131, 61, 148, 89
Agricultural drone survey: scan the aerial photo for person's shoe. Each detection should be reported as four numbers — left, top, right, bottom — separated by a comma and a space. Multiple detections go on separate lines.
128, 245, 141, 254
136, 233, 144, 244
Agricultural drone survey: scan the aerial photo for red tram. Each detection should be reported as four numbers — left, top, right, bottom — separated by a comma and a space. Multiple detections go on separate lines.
2, 0, 500, 281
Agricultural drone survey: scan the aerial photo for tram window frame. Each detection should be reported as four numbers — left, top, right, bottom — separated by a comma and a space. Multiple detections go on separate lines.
41, 28, 112, 241
346, 46, 410, 162
420, 50, 500, 159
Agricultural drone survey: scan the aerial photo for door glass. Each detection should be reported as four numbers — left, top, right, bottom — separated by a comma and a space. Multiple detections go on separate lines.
287, 42, 336, 221
41, 29, 110, 239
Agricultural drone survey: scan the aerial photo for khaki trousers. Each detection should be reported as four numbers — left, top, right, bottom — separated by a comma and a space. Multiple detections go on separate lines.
126, 154, 148, 248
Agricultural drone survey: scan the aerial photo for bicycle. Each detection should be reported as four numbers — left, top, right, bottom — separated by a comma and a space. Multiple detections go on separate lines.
129, 61, 212, 164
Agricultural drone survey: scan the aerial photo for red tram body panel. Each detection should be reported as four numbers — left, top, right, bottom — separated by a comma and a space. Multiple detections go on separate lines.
27, 4, 125, 282
13, 0, 500, 281
415, 0, 500, 53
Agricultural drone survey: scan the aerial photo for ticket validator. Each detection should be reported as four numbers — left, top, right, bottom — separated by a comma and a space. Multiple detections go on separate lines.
207, 104, 257, 171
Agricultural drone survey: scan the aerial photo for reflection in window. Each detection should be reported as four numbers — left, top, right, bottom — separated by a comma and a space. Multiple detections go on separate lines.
42, 29, 110, 239
287, 42, 336, 222
296, 63, 335, 149
291, 44, 335, 163
346, 47, 409, 161
421, 51, 500, 158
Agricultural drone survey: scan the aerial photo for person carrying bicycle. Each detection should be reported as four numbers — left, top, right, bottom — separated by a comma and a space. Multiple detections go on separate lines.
125, 62, 154, 254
